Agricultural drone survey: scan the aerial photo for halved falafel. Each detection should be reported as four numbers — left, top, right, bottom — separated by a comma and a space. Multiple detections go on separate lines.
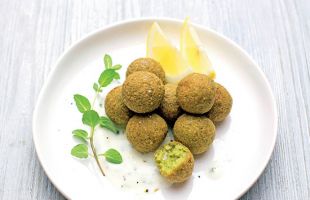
154, 141, 194, 183
177, 73, 216, 114
207, 83, 233, 123
122, 71, 164, 113
104, 86, 132, 127
159, 83, 181, 121
173, 114, 215, 155
126, 113, 168, 153
126, 58, 166, 83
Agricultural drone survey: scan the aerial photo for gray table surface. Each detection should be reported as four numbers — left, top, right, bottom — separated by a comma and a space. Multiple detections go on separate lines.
1, 0, 310, 199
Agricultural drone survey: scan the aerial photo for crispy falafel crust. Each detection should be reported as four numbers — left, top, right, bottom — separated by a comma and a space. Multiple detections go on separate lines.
126, 57, 166, 83
177, 73, 216, 114
160, 84, 181, 121
104, 86, 132, 126
207, 83, 233, 123
126, 114, 168, 153
123, 71, 164, 113
173, 114, 215, 154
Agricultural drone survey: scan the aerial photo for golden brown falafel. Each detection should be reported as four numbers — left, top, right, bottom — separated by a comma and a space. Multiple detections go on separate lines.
207, 83, 233, 123
126, 58, 166, 83
122, 71, 164, 113
159, 84, 181, 121
126, 113, 168, 153
173, 114, 215, 155
177, 73, 216, 114
104, 86, 132, 127
154, 141, 194, 183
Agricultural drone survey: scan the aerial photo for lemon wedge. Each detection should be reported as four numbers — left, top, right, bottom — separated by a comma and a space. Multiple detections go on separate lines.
147, 22, 191, 83
181, 18, 216, 79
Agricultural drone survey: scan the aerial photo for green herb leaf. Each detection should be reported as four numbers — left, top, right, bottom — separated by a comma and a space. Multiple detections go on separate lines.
71, 144, 88, 158
111, 64, 122, 70
72, 129, 88, 142
98, 69, 117, 87
100, 148, 122, 164
74, 94, 91, 113
82, 110, 100, 128
99, 116, 119, 134
113, 72, 120, 80
104, 54, 112, 69
93, 83, 99, 92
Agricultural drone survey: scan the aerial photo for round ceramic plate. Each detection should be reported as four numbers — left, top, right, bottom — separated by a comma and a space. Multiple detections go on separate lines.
33, 18, 277, 200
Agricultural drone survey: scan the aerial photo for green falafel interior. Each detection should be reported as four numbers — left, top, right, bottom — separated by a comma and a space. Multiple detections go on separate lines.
155, 142, 190, 176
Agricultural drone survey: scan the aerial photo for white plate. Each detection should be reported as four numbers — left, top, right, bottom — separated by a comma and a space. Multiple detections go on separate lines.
33, 18, 277, 200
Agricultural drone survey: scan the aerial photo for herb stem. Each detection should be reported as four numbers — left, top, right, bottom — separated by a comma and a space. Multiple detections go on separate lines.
89, 127, 105, 176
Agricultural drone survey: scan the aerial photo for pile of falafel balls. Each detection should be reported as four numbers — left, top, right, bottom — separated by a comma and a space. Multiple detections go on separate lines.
105, 58, 232, 184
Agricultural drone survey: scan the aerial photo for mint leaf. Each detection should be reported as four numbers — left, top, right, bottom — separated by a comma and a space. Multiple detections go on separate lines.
98, 69, 117, 87
74, 94, 91, 113
99, 116, 119, 134
100, 148, 122, 164
111, 64, 122, 70
82, 110, 100, 128
72, 129, 88, 142
104, 54, 112, 69
71, 144, 88, 158
93, 83, 99, 92
93, 83, 102, 92
113, 72, 120, 80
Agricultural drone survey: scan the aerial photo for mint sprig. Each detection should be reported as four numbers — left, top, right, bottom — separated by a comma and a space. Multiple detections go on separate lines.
111, 64, 122, 70
93, 83, 102, 92
104, 54, 112, 69
71, 144, 88, 158
82, 110, 100, 128
72, 129, 88, 142
100, 116, 119, 134
98, 69, 118, 87
70, 54, 123, 176
74, 94, 91, 113
103, 54, 122, 70
99, 148, 123, 164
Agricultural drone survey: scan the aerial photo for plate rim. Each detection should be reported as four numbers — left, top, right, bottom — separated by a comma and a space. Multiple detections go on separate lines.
32, 17, 278, 199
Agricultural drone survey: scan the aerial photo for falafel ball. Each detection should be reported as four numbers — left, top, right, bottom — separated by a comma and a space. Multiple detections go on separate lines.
207, 83, 233, 123
126, 113, 168, 153
154, 141, 194, 183
177, 73, 216, 114
159, 84, 181, 121
122, 71, 164, 113
126, 58, 166, 83
104, 86, 132, 127
173, 114, 215, 155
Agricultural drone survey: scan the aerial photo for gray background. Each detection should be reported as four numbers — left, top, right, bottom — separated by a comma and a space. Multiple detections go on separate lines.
1, 0, 310, 199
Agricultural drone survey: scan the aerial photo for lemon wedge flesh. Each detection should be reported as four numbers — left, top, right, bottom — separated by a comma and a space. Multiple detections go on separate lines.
181, 18, 216, 79
147, 22, 190, 83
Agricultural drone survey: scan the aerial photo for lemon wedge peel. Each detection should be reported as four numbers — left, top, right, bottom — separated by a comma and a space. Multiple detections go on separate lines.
147, 22, 191, 83
181, 18, 216, 79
